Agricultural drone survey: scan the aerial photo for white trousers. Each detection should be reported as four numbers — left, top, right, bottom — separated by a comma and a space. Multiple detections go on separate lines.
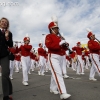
71, 58, 76, 70
66, 59, 70, 68
85, 56, 90, 69
10, 60, 15, 77
21, 56, 31, 82
89, 54, 100, 78
35, 61, 39, 68
15, 60, 20, 72
38, 56, 45, 74
44, 58, 49, 71
48, 54, 67, 94
77, 55, 84, 73
44, 58, 46, 71
61, 55, 67, 75
31, 59, 35, 71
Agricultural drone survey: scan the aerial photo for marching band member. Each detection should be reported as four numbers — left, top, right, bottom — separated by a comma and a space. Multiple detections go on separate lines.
72, 42, 85, 75
87, 31, 100, 81
45, 20, 71, 99
14, 51, 21, 73
66, 54, 71, 68
30, 49, 36, 72
18, 37, 32, 86
61, 49, 69, 78
82, 53, 86, 68
35, 52, 39, 68
84, 48, 90, 69
38, 43, 45, 75
43, 46, 49, 72
70, 51, 77, 71
9, 43, 18, 80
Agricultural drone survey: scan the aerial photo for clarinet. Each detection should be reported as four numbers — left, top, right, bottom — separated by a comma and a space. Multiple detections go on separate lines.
58, 32, 73, 54
95, 38, 100, 43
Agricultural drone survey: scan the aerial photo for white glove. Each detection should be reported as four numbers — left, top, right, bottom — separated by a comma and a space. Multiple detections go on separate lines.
59, 40, 66, 45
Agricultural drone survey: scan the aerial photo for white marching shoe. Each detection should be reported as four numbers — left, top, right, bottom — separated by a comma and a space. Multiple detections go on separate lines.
10, 76, 13, 80
72, 69, 76, 71
50, 89, 59, 94
32, 69, 34, 72
22, 81, 29, 86
81, 72, 85, 75
63, 74, 69, 79
15, 70, 19, 73
41, 73, 45, 76
28, 72, 31, 74
60, 93, 71, 99
89, 77, 97, 81
45, 70, 48, 72
76, 73, 80, 75
38, 71, 41, 75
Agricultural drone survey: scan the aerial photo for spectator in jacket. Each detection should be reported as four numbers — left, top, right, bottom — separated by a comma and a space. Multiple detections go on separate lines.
0, 17, 13, 100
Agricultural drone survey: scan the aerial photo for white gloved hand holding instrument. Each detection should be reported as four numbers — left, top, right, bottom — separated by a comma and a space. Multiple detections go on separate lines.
59, 40, 66, 45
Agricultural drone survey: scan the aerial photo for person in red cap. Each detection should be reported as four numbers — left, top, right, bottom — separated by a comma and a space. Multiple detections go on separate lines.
45, 21, 71, 99
30, 49, 36, 72
18, 36, 32, 85
66, 54, 71, 68
61, 49, 69, 79
87, 31, 100, 81
84, 48, 90, 69
14, 51, 21, 73
34, 52, 39, 68
8, 43, 18, 80
37, 43, 46, 75
72, 42, 85, 75
69, 51, 77, 71
43, 46, 49, 72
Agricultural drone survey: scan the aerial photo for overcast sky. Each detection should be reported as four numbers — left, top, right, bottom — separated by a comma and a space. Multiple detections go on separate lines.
0, 0, 100, 50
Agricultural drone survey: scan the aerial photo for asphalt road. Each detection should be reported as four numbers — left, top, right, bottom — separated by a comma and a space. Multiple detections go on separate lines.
0, 67, 100, 100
